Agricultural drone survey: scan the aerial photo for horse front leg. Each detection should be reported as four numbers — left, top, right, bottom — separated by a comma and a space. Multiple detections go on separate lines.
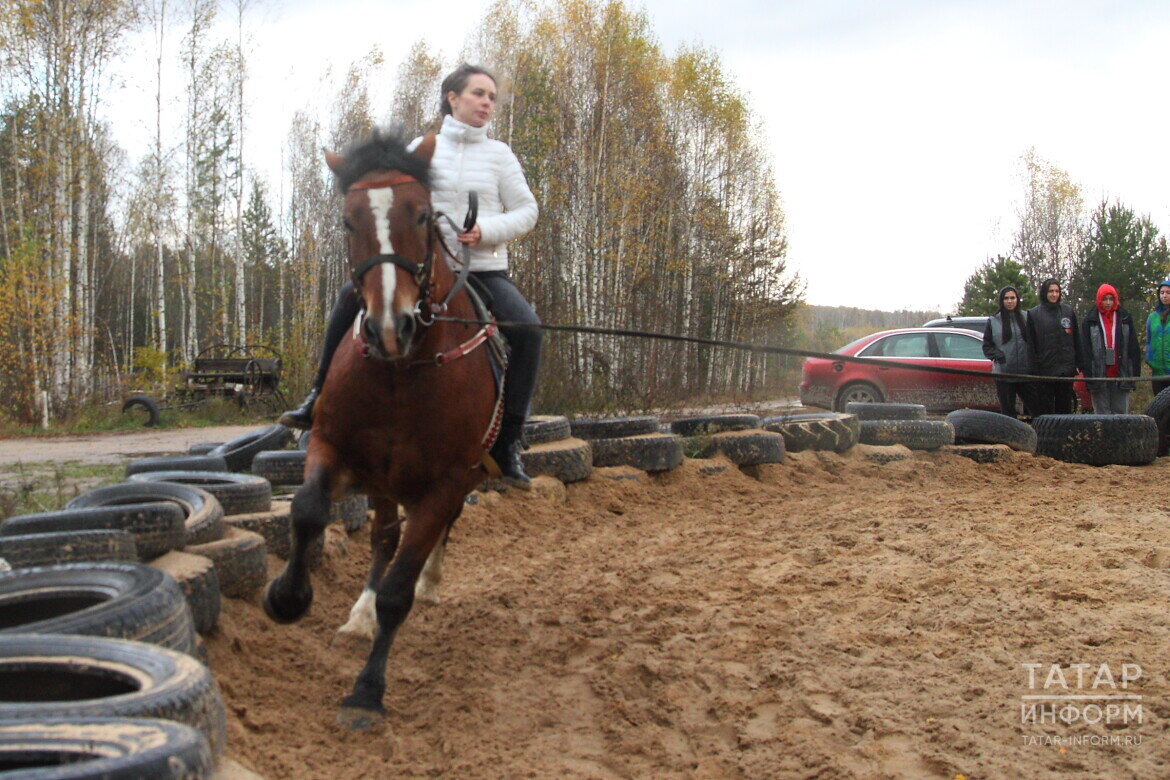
336, 496, 400, 641
337, 489, 463, 730
263, 446, 345, 623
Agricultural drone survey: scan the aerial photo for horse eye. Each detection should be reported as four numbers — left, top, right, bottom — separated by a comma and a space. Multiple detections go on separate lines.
417, 210, 430, 225
342, 218, 355, 233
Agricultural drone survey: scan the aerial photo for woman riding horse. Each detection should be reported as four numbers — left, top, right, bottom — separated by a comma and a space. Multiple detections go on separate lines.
265, 127, 503, 728
282, 63, 541, 489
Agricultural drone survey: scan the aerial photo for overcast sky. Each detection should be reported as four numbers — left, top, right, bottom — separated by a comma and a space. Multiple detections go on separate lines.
107, 0, 1170, 313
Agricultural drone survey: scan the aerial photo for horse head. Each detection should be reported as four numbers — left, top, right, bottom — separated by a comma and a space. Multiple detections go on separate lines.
326, 129, 445, 361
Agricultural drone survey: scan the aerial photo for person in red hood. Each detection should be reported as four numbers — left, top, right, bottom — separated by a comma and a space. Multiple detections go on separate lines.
1081, 283, 1140, 414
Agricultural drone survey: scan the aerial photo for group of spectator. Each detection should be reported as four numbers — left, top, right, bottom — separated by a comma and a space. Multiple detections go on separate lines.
981, 279, 1170, 419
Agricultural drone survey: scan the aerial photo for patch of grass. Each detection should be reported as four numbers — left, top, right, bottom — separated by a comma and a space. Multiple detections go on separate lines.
0, 461, 125, 518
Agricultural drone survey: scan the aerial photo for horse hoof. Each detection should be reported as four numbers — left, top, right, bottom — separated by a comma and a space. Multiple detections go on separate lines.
262, 577, 313, 624
330, 629, 371, 652
413, 587, 440, 606
337, 706, 384, 731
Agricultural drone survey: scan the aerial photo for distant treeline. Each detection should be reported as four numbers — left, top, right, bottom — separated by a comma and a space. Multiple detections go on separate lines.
784, 305, 941, 356
802, 305, 940, 332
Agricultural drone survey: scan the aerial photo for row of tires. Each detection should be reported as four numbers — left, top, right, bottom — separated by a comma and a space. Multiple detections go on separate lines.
522, 404, 1164, 472
0, 429, 380, 777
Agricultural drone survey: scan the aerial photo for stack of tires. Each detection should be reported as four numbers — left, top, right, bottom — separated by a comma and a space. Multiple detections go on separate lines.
568, 415, 682, 473
849, 402, 954, 456
942, 409, 1036, 463
668, 414, 786, 467
762, 412, 860, 454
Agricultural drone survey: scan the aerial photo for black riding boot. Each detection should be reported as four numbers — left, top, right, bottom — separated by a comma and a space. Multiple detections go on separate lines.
490, 417, 531, 490
278, 283, 361, 431
279, 387, 319, 431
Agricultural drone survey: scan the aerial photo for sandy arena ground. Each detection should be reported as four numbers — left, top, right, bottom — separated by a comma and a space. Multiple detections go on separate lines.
201, 448, 1170, 778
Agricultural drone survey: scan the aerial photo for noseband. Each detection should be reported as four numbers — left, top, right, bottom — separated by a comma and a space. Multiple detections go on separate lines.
348, 174, 435, 309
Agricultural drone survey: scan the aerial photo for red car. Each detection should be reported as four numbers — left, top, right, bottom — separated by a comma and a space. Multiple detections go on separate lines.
799, 327, 1092, 413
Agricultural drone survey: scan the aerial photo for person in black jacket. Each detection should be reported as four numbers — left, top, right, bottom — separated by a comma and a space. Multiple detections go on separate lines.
1026, 278, 1082, 415
982, 285, 1033, 418
1081, 282, 1140, 414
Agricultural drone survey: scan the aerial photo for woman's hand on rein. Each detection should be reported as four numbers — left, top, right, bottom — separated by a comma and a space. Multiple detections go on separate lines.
457, 225, 482, 247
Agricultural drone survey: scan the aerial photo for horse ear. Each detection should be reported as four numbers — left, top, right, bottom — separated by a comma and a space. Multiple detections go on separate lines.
324, 149, 346, 175
412, 133, 437, 163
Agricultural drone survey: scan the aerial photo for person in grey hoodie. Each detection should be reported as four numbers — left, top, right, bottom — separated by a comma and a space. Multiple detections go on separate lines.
982, 285, 1032, 418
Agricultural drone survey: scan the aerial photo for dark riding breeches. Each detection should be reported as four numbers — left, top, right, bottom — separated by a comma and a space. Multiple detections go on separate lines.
313, 273, 542, 422
471, 271, 542, 422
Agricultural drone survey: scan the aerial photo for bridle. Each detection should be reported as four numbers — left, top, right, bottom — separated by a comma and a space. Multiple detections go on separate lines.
346, 173, 481, 363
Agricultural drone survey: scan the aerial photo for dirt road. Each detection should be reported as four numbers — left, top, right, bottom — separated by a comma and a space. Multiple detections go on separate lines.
0, 425, 263, 467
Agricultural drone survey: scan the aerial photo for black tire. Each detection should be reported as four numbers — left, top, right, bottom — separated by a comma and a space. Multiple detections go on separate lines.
669, 414, 761, 437
859, 419, 954, 450
2, 503, 186, 562
569, 416, 660, 440
937, 444, 1013, 464
251, 450, 307, 486
148, 552, 220, 635
0, 717, 213, 779
1034, 414, 1159, 466
184, 527, 267, 599
1144, 386, 1170, 456
127, 471, 272, 517
66, 483, 225, 547
0, 634, 226, 758
210, 424, 294, 472
224, 501, 319, 566
124, 455, 227, 478
519, 437, 593, 483
187, 442, 222, 456
121, 395, 159, 428
589, 433, 684, 472
524, 415, 571, 446
845, 401, 926, 420
0, 530, 138, 570
945, 409, 1037, 453
704, 430, 785, 465
762, 413, 860, 453
0, 562, 196, 655
835, 382, 884, 411
332, 493, 369, 533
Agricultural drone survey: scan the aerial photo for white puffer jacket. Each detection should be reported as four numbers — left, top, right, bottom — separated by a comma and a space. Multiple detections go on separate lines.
410, 115, 539, 273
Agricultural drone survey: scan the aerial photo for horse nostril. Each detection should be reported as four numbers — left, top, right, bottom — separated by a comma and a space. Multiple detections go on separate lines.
396, 313, 415, 347
363, 316, 381, 346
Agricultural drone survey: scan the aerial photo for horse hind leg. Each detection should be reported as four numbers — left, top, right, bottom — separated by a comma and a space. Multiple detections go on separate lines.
263, 458, 339, 623
414, 512, 459, 605
336, 497, 400, 642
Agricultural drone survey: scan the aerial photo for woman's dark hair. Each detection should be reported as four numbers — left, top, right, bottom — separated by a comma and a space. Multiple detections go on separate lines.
439, 63, 497, 116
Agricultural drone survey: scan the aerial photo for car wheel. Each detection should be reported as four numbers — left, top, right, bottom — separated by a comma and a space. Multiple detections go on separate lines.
835, 382, 883, 411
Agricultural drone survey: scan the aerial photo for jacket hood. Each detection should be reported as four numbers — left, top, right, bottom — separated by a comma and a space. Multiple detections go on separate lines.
997, 285, 1022, 314
1096, 283, 1119, 314
1157, 280, 1170, 314
1039, 278, 1062, 308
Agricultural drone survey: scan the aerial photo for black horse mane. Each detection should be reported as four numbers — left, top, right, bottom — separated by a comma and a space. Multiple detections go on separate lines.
335, 126, 432, 191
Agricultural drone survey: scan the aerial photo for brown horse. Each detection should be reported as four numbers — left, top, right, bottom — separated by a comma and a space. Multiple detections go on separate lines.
262, 128, 500, 729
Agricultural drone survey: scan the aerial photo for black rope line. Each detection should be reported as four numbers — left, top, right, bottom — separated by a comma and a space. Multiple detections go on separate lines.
435, 316, 1169, 385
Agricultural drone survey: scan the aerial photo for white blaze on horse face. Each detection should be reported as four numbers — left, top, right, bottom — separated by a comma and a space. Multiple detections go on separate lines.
336, 587, 378, 640
367, 188, 397, 320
